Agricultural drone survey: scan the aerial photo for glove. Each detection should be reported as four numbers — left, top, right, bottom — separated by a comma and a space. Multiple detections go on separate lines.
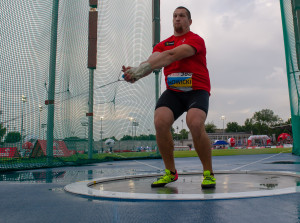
126, 63, 152, 81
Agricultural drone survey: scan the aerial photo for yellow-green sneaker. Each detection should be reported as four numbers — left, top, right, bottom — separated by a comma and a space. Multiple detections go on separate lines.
201, 170, 216, 189
151, 169, 178, 188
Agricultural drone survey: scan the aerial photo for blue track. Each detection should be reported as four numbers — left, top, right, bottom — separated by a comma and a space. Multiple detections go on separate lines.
1, 153, 300, 223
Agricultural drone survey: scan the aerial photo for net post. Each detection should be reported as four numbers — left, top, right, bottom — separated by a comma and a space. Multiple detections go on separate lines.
153, 0, 161, 155
152, 0, 160, 103
280, 0, 300, 154
46, 0, 60, 165
87, 2, 98, 159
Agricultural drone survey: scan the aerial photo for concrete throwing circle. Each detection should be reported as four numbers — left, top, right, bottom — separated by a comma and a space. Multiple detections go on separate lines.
64, 171, 300, 201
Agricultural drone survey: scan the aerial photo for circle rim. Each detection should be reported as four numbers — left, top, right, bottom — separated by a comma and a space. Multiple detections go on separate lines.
64, 170, 300, 201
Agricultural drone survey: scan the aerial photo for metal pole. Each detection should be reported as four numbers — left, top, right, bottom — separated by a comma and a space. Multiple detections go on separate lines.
181, 119, 183, 145
100, 117, 103, 152
88, 69, 94, 159
20, 100, 24, 153
39, 110, 41, 139
20, 95, 27, 156
153, 0, 161, 102
153, 0, 161, 155
87, 1, 98, 159
132, 120, 134, 139
46, 0, 59, 164
280, 0, 300, 154
39, 105, 43, 139
221, 115, 226, 140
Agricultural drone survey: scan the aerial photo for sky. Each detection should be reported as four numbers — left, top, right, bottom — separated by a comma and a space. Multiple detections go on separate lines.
159, 0, 290, 129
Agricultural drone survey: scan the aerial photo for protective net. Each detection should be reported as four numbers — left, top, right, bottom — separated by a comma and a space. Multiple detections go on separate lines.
0, 0, 161, 171
280, 0, 300, 154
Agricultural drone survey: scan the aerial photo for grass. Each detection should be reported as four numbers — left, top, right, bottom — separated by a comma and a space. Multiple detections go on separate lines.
64, 147, 293, 160
174, 147, 292, 158
0, 148, 293, 172
59, 152, 160, 163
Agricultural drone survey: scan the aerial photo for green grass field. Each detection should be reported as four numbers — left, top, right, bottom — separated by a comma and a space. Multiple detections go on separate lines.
0, 147, 292, 172
63, 147, 292, 161
174, 147, 292, 158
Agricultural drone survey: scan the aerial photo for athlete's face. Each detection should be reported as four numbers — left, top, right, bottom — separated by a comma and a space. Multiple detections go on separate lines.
173, 8, 192, 35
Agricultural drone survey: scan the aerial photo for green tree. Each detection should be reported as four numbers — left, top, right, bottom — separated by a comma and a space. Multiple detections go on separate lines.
205, 121, 216, 133
171, 127, 175, 135
254, 122, 269, 135
5, 132, 21, 143
243, 118, 254, 133
0, 123, 6, 142
148, 134, 156, 140
171, 126, 180, 140
180, 129, 189, 139
102, 136, 118, 142
248, 109, 281, 135
226, 122, 242, 132
64, 136, 80, 141
252, 109, 280, 127
120, 135, 133, 140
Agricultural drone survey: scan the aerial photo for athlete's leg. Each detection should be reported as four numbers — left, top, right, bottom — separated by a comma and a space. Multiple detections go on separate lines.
154, 107, 176, 172
186, 108, 213, 173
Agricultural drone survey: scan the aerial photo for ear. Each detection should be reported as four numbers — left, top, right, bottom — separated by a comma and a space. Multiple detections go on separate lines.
189, 19, 192, 26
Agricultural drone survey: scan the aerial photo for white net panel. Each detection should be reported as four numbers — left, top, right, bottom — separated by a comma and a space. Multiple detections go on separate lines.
0, 0, 158, 169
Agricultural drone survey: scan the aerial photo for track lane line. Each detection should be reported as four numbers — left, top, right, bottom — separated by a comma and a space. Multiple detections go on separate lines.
231, 153, 283, 171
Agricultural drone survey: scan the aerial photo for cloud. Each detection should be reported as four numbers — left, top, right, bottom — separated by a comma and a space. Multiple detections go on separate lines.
265, 67, 286, 83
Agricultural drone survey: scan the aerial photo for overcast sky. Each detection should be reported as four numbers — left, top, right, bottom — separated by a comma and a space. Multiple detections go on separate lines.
159, 0, 290, 129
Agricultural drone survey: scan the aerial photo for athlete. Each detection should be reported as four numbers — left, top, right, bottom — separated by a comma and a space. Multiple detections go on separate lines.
122, 6, 216, 189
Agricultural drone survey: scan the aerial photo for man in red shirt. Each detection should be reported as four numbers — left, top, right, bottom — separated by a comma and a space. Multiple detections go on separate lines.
122, 6, 216, 189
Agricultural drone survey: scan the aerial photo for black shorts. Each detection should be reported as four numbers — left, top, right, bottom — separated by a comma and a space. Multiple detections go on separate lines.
155, 89, 209, 121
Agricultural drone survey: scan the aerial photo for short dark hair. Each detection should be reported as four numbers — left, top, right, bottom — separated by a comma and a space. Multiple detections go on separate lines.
176, 6, 191, 20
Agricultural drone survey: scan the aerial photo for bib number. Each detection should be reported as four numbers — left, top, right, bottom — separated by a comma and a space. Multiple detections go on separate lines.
167, 73, 193, 91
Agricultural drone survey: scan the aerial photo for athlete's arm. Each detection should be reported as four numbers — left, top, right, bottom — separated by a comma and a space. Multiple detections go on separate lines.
122, 44, 196, 83
147, 44, 196, 70
122, 52, 160, 83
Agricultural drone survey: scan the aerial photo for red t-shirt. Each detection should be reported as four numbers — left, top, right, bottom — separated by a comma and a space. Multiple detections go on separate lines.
153, 31, 210, 94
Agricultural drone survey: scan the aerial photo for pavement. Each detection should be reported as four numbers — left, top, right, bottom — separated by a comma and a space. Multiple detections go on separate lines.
1, 153, 300, 223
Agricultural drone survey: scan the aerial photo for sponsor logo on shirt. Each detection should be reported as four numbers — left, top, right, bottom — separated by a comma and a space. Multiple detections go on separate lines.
165, 41, 175, 46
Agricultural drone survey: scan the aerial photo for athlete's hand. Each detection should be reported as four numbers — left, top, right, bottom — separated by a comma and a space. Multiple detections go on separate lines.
122, 63, 152, 83
122, 65, 136, 83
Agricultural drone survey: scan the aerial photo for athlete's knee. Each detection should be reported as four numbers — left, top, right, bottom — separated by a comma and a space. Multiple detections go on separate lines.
187, 119, 205, 134
154, 117, 172, 133
154, 107, 174, 132
154, 117, 172, 134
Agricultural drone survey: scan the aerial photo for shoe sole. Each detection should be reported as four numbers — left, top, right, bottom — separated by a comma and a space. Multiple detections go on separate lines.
151, 183, 168, 188
201, 184, 216, 189
151, 178, 177, 188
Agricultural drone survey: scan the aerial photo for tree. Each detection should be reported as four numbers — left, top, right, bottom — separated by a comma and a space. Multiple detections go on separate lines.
103, 136, 117, 142
252, 109, 280, 127
243, 118, 254, 133
0, 123, 6, 142
148, 134, 156, 140
171, 126, 180, 140
226, 122, 242, 132
5, 132, 21, 143
120, 135, 133, 140
247, 109, 281, 135
120, 134, 156, 141
205, 121, 216, 133
64, 136, 80, 141
179, 129, 189, 139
